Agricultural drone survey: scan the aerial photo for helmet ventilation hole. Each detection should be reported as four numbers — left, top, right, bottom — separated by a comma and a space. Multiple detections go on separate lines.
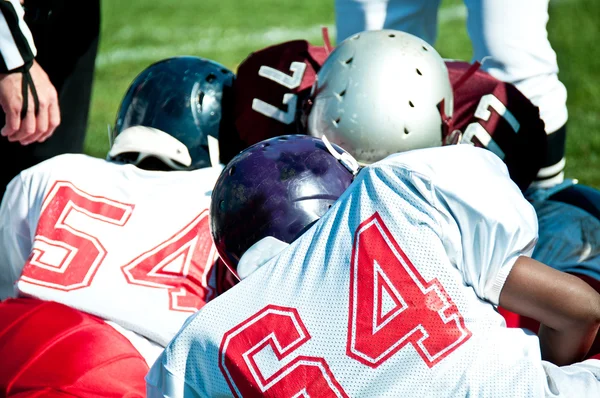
205, 73, 216, 83
333, 117, 341, 126
338, 89, 346, 97
409, 101, 415, 107
229, 166, 236, 176
345, 57, 353, 65
352, 34, 360, 40
278, 136, 289, 141
388, 34, 395, 38
422, 46, 428, 51
219, 200, 226, 211
416, 68, 422, 76
404, 127, 410, 135
220, 69, 229, 74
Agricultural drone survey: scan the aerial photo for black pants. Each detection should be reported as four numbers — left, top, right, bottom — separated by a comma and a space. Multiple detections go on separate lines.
0, 0, 100, 202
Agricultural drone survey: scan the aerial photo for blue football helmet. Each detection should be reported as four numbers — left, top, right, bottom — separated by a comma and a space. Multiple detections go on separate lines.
210, 134, 357, 275
109, 56, 236, 170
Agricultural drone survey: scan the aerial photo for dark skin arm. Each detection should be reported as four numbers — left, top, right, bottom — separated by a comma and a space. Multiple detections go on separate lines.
499, 256, 600, 366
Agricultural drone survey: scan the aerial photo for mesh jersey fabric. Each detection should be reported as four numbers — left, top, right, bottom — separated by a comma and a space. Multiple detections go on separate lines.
0, 154, 224, 359
146, 146, 600, 397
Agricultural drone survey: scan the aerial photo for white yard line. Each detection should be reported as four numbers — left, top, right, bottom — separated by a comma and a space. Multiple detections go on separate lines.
97, 4, 467, 67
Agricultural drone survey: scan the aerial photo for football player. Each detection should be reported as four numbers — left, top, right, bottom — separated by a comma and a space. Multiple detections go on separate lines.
231, 28, 600, 354
0, 56, 235, 397
307, 28, 600, 347
147, 134, 600, 397
233, 29, 546, 191
335, 0, 568, 189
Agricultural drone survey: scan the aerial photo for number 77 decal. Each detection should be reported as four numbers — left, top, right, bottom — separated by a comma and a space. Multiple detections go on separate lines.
252, 62, 307, 124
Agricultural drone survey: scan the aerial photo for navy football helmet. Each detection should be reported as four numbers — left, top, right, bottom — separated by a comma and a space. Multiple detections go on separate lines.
210, 134, 357, 276
109, 56, 236, 170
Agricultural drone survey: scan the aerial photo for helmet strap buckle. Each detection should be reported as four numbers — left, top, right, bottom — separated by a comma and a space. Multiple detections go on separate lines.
321, 135, 360, 175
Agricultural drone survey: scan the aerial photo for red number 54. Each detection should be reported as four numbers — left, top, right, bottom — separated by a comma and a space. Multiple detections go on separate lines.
20, 181, 217, 312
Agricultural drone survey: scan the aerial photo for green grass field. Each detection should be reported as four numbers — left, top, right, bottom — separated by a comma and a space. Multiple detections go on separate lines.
88, 0, 600, 186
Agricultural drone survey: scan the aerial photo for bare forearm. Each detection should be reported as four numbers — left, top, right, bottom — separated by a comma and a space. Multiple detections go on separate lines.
500, 256, 600, 365
538, 322, 599, 365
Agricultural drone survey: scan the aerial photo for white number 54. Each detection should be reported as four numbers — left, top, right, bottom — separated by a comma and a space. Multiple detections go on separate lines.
252, 62, 307, 124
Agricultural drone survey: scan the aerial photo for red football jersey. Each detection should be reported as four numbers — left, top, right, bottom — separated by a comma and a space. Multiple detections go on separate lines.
446, 61, 547, 191
233, 40, 329, 149
233, 43, 546, 190
0, 298, 148, 397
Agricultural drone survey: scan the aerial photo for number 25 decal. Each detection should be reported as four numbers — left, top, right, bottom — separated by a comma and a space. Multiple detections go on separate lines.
252, 62, 307, 124
20, 181, 216, 312
461, 94, 520, 160
220, 212, 471, 396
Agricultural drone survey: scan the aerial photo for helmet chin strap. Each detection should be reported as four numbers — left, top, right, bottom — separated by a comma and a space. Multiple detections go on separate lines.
207, 135, 220, 167
107, 124, 114, 148
321, 135, 360, 175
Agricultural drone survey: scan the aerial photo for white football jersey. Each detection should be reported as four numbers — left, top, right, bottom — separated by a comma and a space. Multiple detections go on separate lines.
0, 154, 224, 356
146, 145, 600, 397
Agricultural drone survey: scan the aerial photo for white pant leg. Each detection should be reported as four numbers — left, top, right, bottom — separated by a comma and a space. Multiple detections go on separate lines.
334, 0, 441, 44
464, 0, 568, 186
542, 359, 600, 396
464, 0, 568, 134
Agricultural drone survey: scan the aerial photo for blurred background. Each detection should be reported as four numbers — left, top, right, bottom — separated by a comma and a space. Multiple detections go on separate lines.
87, 0, 599, 186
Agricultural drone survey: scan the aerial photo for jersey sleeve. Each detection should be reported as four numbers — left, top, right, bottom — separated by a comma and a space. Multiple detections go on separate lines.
387, 145, 539, 305
0, 173, 32, 299
0, 0, 36, 72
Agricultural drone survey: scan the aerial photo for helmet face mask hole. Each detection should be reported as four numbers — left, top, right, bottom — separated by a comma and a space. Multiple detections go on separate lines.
338, 89, 346, 97
345, 57, 353, 65
205, 73, 216, 83
333, 117, 341, 127
229, 166, 236, 176
404, 127, 410, 135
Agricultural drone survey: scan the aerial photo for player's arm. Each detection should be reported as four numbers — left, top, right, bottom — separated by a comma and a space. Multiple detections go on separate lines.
500, 256, 600, 365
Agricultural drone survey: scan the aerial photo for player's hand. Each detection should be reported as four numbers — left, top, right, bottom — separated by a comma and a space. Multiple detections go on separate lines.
0, 60, 61, 145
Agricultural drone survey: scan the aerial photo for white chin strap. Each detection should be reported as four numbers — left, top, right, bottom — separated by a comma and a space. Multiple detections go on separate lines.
107, 126, 193, 169
321, 135, 360, 175
207, 135, 220, 168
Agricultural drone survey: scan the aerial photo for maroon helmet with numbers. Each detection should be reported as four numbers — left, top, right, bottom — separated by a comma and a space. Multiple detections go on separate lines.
446, 61, 547, 191
233, 39, 329, 151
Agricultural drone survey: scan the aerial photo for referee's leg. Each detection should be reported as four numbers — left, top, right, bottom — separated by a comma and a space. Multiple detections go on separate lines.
464, 0, 568, 188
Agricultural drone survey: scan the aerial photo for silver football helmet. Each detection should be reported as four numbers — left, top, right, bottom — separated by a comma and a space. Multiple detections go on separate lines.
307, 29, 453, 164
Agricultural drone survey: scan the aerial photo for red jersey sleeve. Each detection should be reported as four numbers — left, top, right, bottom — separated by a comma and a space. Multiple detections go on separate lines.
446, 61, 547, 191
